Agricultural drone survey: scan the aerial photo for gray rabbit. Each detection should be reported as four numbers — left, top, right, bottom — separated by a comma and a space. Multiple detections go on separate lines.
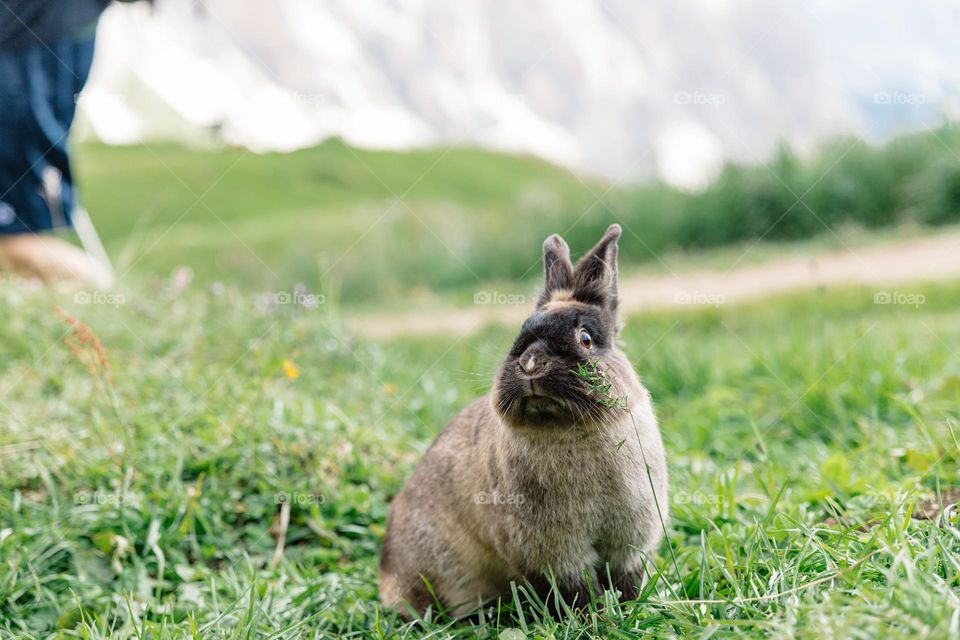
380, 224, 669, 618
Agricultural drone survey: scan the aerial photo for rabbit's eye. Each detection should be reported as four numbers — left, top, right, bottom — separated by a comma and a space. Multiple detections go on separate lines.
578, 329, 593, 349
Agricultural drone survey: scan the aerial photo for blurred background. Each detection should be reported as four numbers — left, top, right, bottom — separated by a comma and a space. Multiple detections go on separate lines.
70, 0, 960, 321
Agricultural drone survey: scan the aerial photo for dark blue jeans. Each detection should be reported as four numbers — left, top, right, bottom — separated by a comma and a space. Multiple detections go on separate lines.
0, 33, 96, 234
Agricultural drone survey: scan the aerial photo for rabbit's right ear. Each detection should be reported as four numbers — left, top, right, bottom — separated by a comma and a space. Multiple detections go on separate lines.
536, 233, 574, 307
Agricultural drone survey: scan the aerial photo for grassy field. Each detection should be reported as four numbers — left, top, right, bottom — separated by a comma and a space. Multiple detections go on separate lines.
1, 275, 958, 638
75, 123, 960, 308
4, 129, 958, 636
75, 140, 606, 304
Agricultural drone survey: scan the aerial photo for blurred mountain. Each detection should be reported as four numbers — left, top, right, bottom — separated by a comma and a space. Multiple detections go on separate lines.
79, 0, 960, 189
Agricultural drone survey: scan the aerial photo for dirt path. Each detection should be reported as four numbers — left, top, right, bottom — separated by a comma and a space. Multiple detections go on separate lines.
348, 231, 960, 338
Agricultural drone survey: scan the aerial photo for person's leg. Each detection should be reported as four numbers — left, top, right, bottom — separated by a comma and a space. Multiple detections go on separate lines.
0, 31, 113, 289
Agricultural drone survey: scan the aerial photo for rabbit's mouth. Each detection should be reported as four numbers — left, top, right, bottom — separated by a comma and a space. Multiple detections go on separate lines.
498, 384, 575, 427
521, 393, 558, 412
516, 394, 565, 421
493, 364, 599, 428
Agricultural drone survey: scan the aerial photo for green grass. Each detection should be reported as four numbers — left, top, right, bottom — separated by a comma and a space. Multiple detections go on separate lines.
75, 139, 604, 303
76, 124, 960, 307
2, 276, 958, 638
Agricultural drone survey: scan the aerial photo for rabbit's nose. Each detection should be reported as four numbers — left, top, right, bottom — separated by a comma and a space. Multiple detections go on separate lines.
519, 351, 545, 375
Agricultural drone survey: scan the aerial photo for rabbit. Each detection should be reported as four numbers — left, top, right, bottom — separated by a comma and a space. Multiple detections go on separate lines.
379, 224, 669, 618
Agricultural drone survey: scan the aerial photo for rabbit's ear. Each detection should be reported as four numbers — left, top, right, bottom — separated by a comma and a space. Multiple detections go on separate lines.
537, 233, 574, 307
573, 224, 621, 311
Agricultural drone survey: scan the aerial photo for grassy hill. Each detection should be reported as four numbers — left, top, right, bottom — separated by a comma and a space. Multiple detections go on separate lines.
76, 139, 604, 303
77, 124, 960, 306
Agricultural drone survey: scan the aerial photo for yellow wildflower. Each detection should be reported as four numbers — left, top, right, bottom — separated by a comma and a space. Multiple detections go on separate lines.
283, 359, 300, 380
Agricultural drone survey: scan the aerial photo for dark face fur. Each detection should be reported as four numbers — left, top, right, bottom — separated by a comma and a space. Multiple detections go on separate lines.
493, 224, 626, 429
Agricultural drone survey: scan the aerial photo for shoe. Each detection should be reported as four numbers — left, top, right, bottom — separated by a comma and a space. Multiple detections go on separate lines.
0, 234, 115, 290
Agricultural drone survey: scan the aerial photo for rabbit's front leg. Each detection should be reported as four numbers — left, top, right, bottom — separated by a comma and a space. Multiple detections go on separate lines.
524, 565, 600, 614
608, 554, 653, 602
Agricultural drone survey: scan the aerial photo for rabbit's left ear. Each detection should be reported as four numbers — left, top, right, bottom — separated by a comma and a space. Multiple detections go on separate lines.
573, 224, 621, 311
536, 233, 574, 307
